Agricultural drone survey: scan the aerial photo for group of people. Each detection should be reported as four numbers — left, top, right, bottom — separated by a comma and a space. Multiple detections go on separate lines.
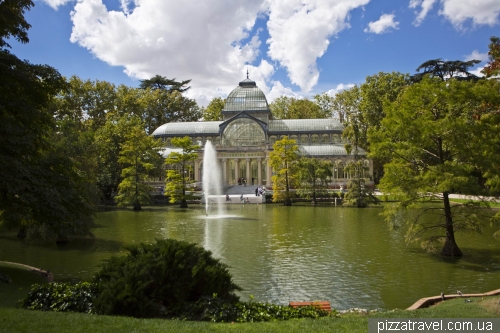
254, 187, 265, 197
238, 177, 257, 186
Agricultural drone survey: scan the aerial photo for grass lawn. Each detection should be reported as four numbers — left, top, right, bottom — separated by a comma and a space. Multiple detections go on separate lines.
1, 296, 498, 333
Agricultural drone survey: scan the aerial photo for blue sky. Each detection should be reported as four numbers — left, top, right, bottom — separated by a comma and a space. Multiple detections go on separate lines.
10, 0, 499, 106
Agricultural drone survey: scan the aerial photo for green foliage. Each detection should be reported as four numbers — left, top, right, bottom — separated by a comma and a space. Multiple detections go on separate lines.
342, 160, 379, 208
20, 282, 97, 313
313, 92, 343, 121
369, 76, 500, 255
140, 88, 201, 135
139, 74, 191, 92
297, 157, 333, 204
164, 136, 200, 207
270, 136, 299, 205
202, 97, 225, 121
482, 36, 500, 78
337, 72, 408, 184
196, 296, 334, 323
269, 96, 329, 119
0, 0, 33, 49
114, 116, 162, 210
0, 35, 96, 240
411, 59, 482, 83
0, 272, 12, 284
92, 239, 241, 318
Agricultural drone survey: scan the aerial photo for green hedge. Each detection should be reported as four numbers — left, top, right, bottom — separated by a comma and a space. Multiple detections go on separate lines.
19, 282, 97, 313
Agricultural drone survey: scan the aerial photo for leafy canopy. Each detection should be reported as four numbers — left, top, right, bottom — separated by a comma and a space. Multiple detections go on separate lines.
164, 136, 200, 207
369, 76, 500, 255
270, 136, 299, 205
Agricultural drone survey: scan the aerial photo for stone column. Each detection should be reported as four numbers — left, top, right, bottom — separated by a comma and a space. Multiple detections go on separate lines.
257, 158, 262, 185
194, 159, 200, 182
266, 158, 273, 187
234, 159, 239, 184
222, 159, 228, 186
246, 158, 251, 184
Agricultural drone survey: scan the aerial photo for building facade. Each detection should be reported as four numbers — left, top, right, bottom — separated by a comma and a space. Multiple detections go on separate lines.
152, 76, 372, 188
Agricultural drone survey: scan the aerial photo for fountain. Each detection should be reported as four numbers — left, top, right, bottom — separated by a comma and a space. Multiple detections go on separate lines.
202, 140, 226, 217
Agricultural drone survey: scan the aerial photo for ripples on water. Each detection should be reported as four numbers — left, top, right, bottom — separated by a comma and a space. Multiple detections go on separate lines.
0, 204, 499, 310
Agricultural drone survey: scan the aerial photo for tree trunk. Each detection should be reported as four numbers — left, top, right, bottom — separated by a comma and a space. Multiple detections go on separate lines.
133, 199, 142, 211
180, 198, 188, 208
283, 198, 292, 206
17, 227, 26, 239
56, 234, 69, 244
440, 192, 463, 256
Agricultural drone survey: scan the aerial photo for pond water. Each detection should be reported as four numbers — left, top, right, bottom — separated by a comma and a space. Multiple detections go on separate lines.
0, 204, 499, 310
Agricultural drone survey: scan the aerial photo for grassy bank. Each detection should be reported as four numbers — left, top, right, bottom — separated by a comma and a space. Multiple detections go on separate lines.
1, 296, 498, 333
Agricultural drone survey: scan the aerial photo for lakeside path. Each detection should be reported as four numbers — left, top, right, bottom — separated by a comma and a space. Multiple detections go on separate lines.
374, 191, 500, 203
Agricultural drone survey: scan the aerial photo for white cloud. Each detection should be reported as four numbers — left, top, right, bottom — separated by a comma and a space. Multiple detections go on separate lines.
469, 66, 485, 77
409, 0, 500, 29
266, 0, 370, 93
325, 83, 355, 96
68, 0, 371, 104
42, 0, 74, 10
464, 50, 488, 62
439, 0, 500, 28
70, 0, 269, 105
266, 81, 302, 102
364, 13, 399, 34
409, 0, 437, 26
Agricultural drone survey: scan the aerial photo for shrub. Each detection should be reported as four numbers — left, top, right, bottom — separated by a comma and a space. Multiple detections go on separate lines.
19, 282, 97, 313
92, 238, 241, 318
193, 296, 336, 322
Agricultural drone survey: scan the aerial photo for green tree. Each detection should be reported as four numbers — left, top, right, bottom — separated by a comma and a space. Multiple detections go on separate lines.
270, 136, 299, 206
164, 136, 200, 208
338, 73, 409, 184
140, 88, 201, 134
270, 96, 328, 119
54, 76, 117, 131
482, 36, 500, 78
94, 117, 129, 199
369, 76, 500, 256
202, 97, 225, 121
115, 117, 162, 211
297, 157, 333, 205
410, 59, 481, 83
342, 160, 378, 208
0, 0, 31, 49
139, 74, 191, 92
0, 1, 95, 241
313, 92, 344, 121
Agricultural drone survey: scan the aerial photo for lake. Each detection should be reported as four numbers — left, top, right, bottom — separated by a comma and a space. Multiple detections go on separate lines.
1, 204, 499, 310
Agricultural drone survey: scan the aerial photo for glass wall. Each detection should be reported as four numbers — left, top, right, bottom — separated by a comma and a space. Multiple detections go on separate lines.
222, 118, 266, 147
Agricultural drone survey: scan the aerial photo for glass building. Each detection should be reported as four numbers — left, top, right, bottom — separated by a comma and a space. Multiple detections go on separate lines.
152, 76, 372, 187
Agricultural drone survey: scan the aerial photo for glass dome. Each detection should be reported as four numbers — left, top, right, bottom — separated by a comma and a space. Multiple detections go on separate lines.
223, 78, 270, 114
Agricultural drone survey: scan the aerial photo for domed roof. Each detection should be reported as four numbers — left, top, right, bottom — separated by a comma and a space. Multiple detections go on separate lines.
223, 77, 270, 114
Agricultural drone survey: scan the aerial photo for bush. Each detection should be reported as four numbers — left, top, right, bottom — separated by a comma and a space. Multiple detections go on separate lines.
92, 238, 241, 318
193, 296, 336, 322
19, 282, 97, 313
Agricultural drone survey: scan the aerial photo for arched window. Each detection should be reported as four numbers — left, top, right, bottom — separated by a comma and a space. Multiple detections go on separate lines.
222, 118, 266, 147
300, 134, 309, 144
321, 134, 330, 143
311, 134, 319, 144
269, 136, 277, 144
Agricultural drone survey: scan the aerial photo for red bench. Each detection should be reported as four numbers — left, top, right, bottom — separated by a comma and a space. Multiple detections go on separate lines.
289, 301, 331, 311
